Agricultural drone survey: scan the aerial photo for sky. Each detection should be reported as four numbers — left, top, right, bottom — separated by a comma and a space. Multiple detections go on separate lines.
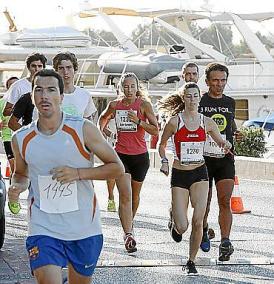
1, 0, 274, 38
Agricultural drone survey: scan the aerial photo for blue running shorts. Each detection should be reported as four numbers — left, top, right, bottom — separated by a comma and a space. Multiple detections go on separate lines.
26, 234, 103, 276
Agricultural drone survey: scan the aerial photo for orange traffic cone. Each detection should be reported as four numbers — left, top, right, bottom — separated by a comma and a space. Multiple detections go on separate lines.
5, 161, 11, 179
230, 176, 251, 214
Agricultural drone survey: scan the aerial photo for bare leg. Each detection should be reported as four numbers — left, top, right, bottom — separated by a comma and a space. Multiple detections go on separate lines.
202, 186, 212, 229
33, 264, 62, 284
171, 187, 189, 234
189, 181, 209, 262
7, 158, 14, 185
216, 179, 234, 239
68, 263, 92, 284
8, 158, 15, 174
115, 173, 133, 234
131, 180, 143, 219
107, 179, 115, 200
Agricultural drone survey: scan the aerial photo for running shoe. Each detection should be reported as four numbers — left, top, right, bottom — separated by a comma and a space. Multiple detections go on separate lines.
107, 199, 116, 212
200, 226, 211, 252
168, 209, 182, 243
218, 239, 234, 261
124, 233, 137, 253
8, 201, 21, 215
185, 260, 198, 275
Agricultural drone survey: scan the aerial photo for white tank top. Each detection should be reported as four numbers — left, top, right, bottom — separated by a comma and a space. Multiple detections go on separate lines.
15, 113, 102, 240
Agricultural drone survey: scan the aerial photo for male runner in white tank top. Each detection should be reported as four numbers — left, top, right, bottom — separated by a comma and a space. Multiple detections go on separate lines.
8, 69, 124, 284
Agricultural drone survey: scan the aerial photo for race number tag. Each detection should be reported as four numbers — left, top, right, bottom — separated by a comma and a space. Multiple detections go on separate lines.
204, 134, 226, 158
38, 175, 79, 214
180, 141, 204, 164
116, 110, 137, 132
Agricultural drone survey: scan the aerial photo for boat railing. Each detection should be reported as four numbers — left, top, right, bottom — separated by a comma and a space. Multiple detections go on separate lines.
75, 57, 274, 94
1, 57, 273, 97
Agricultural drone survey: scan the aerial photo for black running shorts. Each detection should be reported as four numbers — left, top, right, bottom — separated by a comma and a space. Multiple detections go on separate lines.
171, 164, 208, 190
204, 155, 235, 188
117, 152, 150, 182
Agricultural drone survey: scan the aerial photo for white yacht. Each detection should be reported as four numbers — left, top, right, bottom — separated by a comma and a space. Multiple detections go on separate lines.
76, 7, 274, 122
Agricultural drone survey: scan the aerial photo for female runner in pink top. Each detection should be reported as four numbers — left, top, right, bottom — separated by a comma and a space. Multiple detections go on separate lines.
99, 72, 158, 253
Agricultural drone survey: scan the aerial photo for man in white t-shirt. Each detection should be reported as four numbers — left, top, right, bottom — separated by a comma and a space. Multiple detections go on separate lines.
3, 53, 47, 116
53, 52, 97, 121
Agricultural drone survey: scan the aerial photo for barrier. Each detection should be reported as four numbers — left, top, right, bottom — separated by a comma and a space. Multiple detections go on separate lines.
5, 161, 11, 179
230, 176, 251, 214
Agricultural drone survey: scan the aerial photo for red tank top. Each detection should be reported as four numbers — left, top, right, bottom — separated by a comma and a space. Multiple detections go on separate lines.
172, 113, 206, 164
114, 97, 147, 155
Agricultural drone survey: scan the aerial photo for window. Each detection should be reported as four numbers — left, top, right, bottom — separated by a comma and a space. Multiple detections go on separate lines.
235, 99, 248, 120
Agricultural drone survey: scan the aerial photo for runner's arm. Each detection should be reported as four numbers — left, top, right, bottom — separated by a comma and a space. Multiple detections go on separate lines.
97, 101, 116, 133
8, 115, 22, 131
3, 102, 13, 116
139, 101, 159, 136
232, 120, 244, 142
158, 117, 176, 176
8, 94, 28, 131
51, 120, 124, 184
8, 135, 29, 202
3, 86, 18, 116
81, 120, 124, 180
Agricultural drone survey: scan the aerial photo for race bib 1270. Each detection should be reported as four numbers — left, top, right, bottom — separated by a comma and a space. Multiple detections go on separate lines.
180, 141, 204, 164
116, 110, 137, 132
38, 175, 79, 214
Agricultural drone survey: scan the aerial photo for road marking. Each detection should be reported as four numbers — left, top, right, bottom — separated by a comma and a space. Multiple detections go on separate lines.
94, 257, 274, 267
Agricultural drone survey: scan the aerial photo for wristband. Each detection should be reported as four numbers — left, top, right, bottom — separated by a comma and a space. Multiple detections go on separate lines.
161, 157, 169, 163
224, 140, 232, 149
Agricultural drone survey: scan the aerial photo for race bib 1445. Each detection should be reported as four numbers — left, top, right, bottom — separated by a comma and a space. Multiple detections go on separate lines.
38, 175, 79, 214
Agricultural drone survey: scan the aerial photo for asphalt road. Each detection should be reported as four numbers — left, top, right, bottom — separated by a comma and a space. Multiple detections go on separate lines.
0, 168, 274, 283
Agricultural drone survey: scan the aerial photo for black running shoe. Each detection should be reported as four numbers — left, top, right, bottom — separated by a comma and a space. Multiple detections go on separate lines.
170, 223, 182, 242
168, 209, 182, 242
219, 239, 234, 261
185, 260, 198, 275
200, 226, 211, 252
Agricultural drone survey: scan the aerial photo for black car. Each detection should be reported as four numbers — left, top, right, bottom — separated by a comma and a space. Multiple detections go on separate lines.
0, 175, 6, 249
